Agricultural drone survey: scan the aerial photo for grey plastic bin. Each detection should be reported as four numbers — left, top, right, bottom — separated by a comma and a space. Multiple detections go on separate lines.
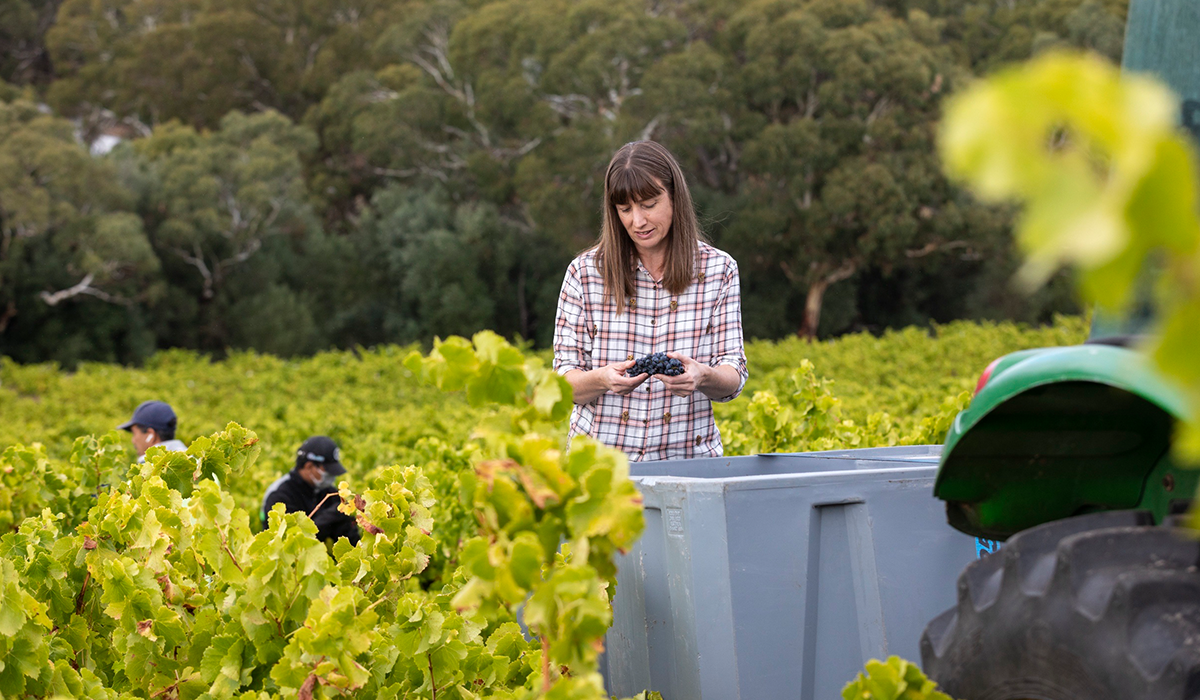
601, 445, 976, 700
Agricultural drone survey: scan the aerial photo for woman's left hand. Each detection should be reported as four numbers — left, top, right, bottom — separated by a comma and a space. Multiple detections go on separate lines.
657, 353, 707, 397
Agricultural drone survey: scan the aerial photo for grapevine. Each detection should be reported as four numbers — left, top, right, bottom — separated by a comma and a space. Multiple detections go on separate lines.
0, 319, 1087, 699
0, 333, 650, 700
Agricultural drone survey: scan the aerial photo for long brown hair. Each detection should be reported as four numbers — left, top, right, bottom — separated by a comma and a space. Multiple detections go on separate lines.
596, 141, 704, 312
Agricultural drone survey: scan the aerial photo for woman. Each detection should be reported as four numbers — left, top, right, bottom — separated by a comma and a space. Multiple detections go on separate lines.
553, 140, 748, 461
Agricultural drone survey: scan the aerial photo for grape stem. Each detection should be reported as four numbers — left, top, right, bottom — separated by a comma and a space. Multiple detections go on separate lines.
542, 635, 551, 692
220, 530, 243, 573
307, 492, 338, 519
75, 571, 90, 615
150, 673, 185, 699
428, 652, 438, 699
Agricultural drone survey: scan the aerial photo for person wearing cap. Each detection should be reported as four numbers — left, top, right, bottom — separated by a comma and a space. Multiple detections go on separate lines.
118, 400, 187, 463
260, 436, 360, 545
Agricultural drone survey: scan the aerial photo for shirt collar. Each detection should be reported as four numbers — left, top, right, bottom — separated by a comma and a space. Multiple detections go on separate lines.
635, 258, 657, 282
633, 244, 708, 284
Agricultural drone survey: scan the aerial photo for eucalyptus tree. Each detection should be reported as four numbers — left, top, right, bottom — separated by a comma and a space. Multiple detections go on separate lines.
123, 110, 318, 348
45, 0, 401, 132
0, 0, 59, 84
0, 96, 159, 339
700, 0, 997, 337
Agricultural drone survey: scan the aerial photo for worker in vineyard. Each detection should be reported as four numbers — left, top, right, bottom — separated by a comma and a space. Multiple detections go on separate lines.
552, 140, 748, 461
118, 400, 187, 463
260, 435, 360, 545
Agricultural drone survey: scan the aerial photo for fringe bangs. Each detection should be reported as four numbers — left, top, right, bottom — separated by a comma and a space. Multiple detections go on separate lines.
607, 162, 667, 207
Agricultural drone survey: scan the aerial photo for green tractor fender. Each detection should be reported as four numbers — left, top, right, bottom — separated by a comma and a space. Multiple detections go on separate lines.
933, 343, 1194, 540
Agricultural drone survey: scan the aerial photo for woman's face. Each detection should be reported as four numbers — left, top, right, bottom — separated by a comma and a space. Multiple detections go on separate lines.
615, 183, 674, 258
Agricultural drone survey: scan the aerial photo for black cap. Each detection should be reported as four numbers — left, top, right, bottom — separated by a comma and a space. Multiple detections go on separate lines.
296, 435, 346, 475
118, 400, 177, 435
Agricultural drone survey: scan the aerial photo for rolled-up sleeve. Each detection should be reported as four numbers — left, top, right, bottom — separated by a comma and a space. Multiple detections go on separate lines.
553, 263, 593, 375
709, 258, 748, 402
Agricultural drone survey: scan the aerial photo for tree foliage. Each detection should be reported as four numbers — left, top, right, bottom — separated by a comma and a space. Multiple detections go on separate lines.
0, 92, 160, 355
0, 0, 1130, 363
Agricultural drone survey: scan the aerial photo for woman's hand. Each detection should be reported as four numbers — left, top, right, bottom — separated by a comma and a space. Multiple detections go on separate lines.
604, 360, 651, 396
656, 354, 705, 397
564, 360, 650, 404
658, 353, 742, 400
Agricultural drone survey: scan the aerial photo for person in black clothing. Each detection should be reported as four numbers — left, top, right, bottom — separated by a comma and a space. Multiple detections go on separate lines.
260, 435, 360, 545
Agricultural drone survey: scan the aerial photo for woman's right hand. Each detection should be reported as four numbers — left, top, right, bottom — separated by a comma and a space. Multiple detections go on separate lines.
604, 360, 651, 396
565, 361, 649, 404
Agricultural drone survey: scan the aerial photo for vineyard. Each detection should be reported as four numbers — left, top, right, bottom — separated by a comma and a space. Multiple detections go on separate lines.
0, 316, 1088, 699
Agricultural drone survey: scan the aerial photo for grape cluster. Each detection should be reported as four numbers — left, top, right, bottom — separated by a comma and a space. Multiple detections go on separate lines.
627, 352, 684, 377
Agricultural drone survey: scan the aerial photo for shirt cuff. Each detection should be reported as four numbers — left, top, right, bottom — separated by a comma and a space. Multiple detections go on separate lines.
710, 358, 748, 403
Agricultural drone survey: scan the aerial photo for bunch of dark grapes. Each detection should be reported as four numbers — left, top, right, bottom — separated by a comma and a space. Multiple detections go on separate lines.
627, 352, 684, 377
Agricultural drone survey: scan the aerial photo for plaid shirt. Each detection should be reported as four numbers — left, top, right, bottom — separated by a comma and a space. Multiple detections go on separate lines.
553, 241, 748, 461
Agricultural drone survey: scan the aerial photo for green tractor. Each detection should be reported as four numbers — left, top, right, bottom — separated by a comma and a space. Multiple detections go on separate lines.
919, 333, 1200, 698
918, 3, 1200, 698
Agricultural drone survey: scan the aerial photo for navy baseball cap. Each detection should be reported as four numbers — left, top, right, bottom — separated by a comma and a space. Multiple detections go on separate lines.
296, 435, 346, 475
118, 400, 177, 435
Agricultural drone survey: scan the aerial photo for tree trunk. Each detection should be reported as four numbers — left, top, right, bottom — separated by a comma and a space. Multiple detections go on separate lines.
798, 277, 829, 340
798, 260, 857, 340
0, 300, 16, 333
517, 265, 529, 340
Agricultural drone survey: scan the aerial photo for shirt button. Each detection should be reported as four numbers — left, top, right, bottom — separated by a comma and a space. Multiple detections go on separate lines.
593, 325, 599, 335
621, 411, 629, 422
644, 420, 649, 426
670, 300, 678, 311
698, 272, 706, 281
646, 386, 651, 392
664, 412, 671, 423
627, 354, 633, 360
629, 298, 637, 309
695, 435, 703, 445
651, 319, 656, 326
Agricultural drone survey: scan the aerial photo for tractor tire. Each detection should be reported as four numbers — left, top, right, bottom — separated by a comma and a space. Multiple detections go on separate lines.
921, 510, 1200, 700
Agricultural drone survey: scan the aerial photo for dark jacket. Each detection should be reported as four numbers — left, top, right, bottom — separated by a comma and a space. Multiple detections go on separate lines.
260, 467, 360, 545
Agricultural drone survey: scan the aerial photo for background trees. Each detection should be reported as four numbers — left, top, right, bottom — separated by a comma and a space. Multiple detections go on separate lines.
0, 92, 161, 362
0, 0, 1127, 364
122, 110, 318, 352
